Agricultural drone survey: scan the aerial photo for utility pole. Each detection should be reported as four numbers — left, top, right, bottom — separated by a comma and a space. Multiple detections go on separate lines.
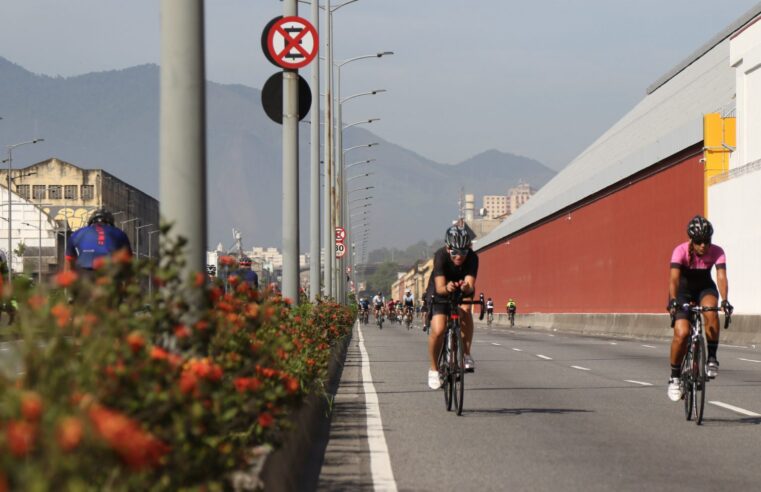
323, 0, 334, 299
281, 0, 300, 303
309, 0, 321, 301
160, 0, 208, 276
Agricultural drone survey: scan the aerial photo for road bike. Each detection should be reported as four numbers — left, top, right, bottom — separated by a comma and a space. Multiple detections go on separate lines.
486, 311, 493, 326
672, 304, 731, 425
434, 292, 485, 416
404, 308, 413, 330
508, 309, 516, 327
376, 312, 384, 330
360, 309, 369, 325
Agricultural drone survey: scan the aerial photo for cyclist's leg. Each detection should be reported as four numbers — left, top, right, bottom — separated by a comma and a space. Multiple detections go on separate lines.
700, 291, 720, 346
428, 310, 448, 371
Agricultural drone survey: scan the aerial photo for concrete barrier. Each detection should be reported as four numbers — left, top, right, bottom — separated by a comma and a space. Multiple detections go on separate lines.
258, 330, 352, 492
485, 312, 761, 345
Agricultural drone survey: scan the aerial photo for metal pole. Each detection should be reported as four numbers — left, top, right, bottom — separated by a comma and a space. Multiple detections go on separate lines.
323, 1, 333, 298
6, 148, 12, 281
282, 0, 300, 302
160, 0, 207, 277
135, 222, 140, 260
38, 200, 42, 283
309, 0, 321, 301
335, 67, 343, 303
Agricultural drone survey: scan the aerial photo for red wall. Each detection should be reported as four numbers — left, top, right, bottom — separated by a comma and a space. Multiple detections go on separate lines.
477, 152, 704, 313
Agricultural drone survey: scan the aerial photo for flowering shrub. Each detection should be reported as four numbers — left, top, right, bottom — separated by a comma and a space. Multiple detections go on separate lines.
0, 232, 353, 491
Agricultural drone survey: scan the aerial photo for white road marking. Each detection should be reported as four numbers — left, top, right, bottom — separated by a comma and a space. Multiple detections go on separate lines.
356, 323, 398, 491
723, 344, 748, 349
642, 344, 656, 348
738, 358, 761, 363
491, 342, 501, 346
536, 354, 552, 360
709, 401, 761, 417
547, 334, 555, 337
625, 380, 653, 386
609, 342, 618, 345
571, 365, 591, 371
512, 348, 523, 352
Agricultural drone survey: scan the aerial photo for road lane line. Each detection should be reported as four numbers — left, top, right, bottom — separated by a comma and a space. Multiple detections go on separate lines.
709, 401, 761, 417
491, 342, 501, 346
536, 354, 552, 360
356, 323, 398, 491
547, 334, 555, 337
738, 358, 761, 363
625, 380, 653, 386
512, 348, 523, 352
723, 344, 747, 349
609, 342, 617, 345
571, 365, 591, 371
642, 344, 656, 348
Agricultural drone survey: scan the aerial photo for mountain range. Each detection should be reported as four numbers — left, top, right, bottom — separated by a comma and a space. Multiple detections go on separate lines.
0, 57, 555, 250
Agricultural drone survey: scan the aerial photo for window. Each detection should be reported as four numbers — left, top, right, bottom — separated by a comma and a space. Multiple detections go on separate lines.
16, 185, 29, 200
32, 185, 46, 200
81, 185, 94, 200
64, 185, 77, 200
48, 185, 62, 200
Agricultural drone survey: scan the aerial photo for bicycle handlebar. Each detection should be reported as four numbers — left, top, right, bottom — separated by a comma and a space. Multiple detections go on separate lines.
430, 290, 486, 321
669, 304, 732, 329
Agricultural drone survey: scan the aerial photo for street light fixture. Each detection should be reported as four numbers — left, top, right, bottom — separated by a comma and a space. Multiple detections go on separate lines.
343, 118, 379, 131
348, 186, 374, 194
135, 224, 154, 259
5, 138, 44, 279
348, 195, 373, 204
346, 172, 374, 183
346, 158, 376, 170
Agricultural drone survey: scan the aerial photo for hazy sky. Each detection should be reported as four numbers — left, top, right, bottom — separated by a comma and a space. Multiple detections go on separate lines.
1, 0, 759, 170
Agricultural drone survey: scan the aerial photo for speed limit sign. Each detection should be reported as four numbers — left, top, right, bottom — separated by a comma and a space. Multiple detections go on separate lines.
335, 242, 346, 258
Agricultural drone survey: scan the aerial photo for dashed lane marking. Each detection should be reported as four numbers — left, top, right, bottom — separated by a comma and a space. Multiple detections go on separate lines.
547, 334, 555, 337
512, 348, 523, 352
709, 401, 761, 417
642, 344, 656, 348
571, 365, 591, 371
723, 344, 748, 349
609, 342, 618, 345
491, 342, 501, 346
738, 358, 761, 363
536, 354, 552, 360
356, 323, 398, 491
624, 380, 653, 386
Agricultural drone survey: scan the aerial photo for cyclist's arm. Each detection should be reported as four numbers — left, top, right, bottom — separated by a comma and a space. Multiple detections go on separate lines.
716, 266, 728, 302
435, 274, 453, 295
461, 274, 476, 297
668, 267, 680, 301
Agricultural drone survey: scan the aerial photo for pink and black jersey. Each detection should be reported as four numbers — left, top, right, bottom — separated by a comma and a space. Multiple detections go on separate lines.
670, 241, 726, 294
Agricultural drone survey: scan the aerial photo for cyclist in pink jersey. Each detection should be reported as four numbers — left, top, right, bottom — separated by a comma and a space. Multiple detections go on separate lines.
666, 215, 733, 401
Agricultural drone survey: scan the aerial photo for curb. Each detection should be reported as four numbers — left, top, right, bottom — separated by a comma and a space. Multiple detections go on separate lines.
259, 328, 353, 492
481, 312, 761, 345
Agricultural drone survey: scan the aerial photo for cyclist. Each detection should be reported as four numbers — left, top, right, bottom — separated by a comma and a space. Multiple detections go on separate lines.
506, 298, 516, 314
486, 297, 494, 321
386, 298, 396, 321
66, 208, 132, 277
359, 297, 370, 322
233, 256, 259, 289
372, 291, 384, 319
667, 215, 732, 402
403, 289, 415, 320
426, 225, 479, 389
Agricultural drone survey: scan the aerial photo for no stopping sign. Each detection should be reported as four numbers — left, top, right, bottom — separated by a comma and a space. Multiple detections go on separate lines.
267, 16, 318, 70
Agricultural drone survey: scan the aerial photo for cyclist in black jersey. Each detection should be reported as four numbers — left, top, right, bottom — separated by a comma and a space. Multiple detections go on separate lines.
425, 225, 479, 389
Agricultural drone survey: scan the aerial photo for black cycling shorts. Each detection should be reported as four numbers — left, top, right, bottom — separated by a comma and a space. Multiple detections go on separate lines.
675, 283, 719, 321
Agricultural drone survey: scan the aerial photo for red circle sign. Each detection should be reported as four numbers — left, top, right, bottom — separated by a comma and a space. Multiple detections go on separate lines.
335, 227, 346, 241
267, 16, 319, 70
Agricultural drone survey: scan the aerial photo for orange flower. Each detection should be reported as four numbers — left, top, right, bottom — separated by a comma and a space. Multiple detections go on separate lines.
264, 306, 276, 320
283, 376, 299, 394
6, 420, 36, 457
150, 346, 169, 361
20, 391, 43, 422
92, 256, 107, 270
174, 325, 190, 339
88, 405, 169, 470
126, 331, 145, 353
194, 271, 205, 287
50, 303, 72, 328
179, 371, 198, 395
258, 412, 274, 428
194, 320, 209, 332
245, 303, 260, 319
55, 269, 78, 288
27, 294, 46, 310
219, 255, 236, 266
233, 377, 250, 393
228, 275, 240, 286
111, 248, 132, 265
56, 416, 84, 452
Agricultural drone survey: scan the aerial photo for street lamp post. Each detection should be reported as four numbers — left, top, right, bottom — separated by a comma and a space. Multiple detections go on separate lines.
5, 138, 44, 279
120, 218, 139, 250
135, 224, 154, 259
147, 229, 160, 297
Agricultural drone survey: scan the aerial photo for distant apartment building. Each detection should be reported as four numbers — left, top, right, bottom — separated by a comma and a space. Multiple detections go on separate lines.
482, 195, 509, 219
508, 182, 535, 214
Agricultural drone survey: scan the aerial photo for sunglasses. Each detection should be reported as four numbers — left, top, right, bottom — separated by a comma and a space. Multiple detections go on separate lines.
449, 248, 468, 257
693, 239, 711, 246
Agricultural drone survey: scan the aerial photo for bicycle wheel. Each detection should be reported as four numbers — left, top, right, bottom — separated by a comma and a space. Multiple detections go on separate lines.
438, 338, 452, 411
452, 328, 465, 416
694, 339, 706, 424
682, 348, 693, 421
510, 313, 515, 327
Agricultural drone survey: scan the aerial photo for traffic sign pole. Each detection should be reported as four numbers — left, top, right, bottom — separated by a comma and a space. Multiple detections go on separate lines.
282, 0, 299, 303
324, 0, 334, 299
309, 0, 320, 301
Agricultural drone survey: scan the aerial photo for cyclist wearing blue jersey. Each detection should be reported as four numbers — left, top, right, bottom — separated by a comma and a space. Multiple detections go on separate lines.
233, 256, 259, 289
66, 208, 132, 273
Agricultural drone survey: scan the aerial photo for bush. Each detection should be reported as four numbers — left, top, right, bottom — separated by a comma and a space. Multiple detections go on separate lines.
0, 233, 353, 491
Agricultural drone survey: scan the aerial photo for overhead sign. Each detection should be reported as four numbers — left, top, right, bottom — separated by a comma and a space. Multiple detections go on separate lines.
261, 71, 312, 124
335, 227, 346, 242
335, 242, 347, 258
267, 16, 319, 70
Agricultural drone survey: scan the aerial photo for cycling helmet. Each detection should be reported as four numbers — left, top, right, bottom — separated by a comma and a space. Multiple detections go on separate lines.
405, 288, 411, 294
88, 208, 115, 226
239, 256, 252, 267
445, 225, 471, 250
687, 215, 713, 243
377, 291, 382, 296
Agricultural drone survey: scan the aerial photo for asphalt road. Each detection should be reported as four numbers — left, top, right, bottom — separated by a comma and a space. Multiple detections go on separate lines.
319, 317, 761, 491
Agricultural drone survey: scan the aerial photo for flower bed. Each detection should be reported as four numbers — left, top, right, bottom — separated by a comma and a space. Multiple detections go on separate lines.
0, 236, 354, 491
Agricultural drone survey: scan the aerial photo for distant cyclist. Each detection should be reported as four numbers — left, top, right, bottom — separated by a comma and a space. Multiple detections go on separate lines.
506, 298, 516, 314
426, 225, 479, 389
372, 292, 385, 319
486, 297, 494, 320
359, 297, 370, 319
402, 289, 415, 319
667, 215, 732, 402
66, 208, 132, 277
233, 256, 259, 289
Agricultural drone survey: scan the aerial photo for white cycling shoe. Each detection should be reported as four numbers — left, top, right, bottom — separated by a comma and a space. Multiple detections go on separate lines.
428, 370, 442, 390
667, 377, 683, 402
464, 354, 475, 373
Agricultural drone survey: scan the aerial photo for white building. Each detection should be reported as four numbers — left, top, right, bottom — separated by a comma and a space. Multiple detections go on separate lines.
709, 14, 761, 314
0, 189, 60, 276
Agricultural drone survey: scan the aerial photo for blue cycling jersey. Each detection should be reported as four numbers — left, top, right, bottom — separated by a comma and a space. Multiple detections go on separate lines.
234, 269, 259, 289
66, 224, 132, 270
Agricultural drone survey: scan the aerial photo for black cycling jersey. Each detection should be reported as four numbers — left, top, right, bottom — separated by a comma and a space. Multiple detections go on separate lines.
425, 246, 479, 315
